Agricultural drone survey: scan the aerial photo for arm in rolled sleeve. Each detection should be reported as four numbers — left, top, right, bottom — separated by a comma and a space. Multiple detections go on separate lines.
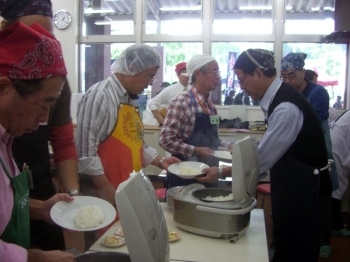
76, 90, 112, 176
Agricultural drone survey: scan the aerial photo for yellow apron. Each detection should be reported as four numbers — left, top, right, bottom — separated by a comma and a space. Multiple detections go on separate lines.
97, 103, 143, 189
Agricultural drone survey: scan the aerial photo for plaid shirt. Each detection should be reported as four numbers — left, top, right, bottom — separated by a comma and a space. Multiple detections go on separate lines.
159, 87, 229, 157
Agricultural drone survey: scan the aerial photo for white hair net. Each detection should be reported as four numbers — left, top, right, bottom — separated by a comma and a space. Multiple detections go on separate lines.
110, 44, 161, 75
184, 54, 216, 78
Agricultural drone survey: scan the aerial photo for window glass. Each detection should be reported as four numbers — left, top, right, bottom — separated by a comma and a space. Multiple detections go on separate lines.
83, 0, 134, 36
284, 1, 334, 35
282, 43, 347, 107
212, 42, 274, 105
213, 0, 273, 35
80, 42, 202, 96
145, 42, 203, 98
80, 43, 134, 92
145, 1, 202, 35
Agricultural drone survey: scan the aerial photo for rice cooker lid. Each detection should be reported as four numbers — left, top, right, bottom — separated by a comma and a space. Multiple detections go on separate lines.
115, 171, 169, 262
230, 137, 260, 202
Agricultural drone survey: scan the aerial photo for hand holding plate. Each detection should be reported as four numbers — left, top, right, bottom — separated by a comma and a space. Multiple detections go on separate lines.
195, 166, 220, 184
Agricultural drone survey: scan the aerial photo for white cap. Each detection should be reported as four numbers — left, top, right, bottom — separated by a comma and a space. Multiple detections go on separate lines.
111, 44, 161, 75
184, 54, 216, 78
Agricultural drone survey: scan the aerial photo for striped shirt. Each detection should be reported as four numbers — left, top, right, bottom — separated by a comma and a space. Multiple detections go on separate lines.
76, 74, 158, 176
159, 87, 230, 157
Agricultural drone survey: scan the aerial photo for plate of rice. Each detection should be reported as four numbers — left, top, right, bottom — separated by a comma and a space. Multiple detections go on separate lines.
50, 196, 116, 231
101, 236, 126, 247
168, 161, 209, 179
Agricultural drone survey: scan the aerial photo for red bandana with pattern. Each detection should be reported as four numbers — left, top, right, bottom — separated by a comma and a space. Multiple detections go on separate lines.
0, 21, 67, 80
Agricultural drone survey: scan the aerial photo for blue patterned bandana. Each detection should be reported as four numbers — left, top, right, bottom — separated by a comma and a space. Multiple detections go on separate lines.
234, 49, 275, 72
281, 52, 307, 71
0, 0, 52, 19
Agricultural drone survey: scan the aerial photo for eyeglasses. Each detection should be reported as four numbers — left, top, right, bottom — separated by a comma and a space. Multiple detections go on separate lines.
238, 74, 249, 85
143, 73, 156, 85
206, 70, 221, 76
280, 71, 300, 81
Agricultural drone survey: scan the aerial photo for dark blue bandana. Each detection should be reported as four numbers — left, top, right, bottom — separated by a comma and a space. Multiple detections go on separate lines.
281, 52, 307, 71
234, 49, 275, 72
0, 0, 52, 19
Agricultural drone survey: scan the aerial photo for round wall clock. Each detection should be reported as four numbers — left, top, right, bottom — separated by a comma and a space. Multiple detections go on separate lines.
53, 10, 72, 30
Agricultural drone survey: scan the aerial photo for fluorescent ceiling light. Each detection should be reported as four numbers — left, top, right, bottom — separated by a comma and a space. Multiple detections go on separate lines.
159, 6, 201, 11
84, 9, 114, 14
311, 7, 320, 11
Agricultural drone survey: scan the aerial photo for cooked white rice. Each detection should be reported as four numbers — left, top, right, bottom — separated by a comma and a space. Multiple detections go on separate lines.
179, 165, 201, 176
204, 193, 234, 201
74, 205, 105, 229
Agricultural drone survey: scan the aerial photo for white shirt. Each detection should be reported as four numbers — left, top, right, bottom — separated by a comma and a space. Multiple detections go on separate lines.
148, 82, 189, 111
76, 74, 158, 176
330, 110, 350, 199
258, 77, 304, 175
143, 82, 190, 126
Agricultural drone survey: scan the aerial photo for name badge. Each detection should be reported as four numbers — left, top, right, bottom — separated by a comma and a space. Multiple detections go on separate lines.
210, 115, 220, 125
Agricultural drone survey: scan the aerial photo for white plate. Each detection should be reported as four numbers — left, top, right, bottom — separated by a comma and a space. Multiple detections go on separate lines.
168, 231, 181, 242
217, 147, 231, 152
101, 236, 126, 247
168, 161, 209, 179
50, 196, 116, 231
212, 150, 232, 162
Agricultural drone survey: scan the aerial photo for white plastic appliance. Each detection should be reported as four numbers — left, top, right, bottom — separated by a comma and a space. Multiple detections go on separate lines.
115, 171, 169, 262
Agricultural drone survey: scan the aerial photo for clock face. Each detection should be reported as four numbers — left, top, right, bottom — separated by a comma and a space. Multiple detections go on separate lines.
53, 10, 72, 30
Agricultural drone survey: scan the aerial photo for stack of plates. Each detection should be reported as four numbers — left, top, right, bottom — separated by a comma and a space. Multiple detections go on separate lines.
166, 186, 185, 208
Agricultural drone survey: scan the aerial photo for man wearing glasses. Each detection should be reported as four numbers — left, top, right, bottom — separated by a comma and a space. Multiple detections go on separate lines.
76, 44, 180, 208
197, 49, 332, 262
159, 54, 232, 189
280, 53, 330, 126
281, 52, 337, 258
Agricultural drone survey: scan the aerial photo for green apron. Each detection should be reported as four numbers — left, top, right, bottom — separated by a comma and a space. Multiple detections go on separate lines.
0, 157, 30, 248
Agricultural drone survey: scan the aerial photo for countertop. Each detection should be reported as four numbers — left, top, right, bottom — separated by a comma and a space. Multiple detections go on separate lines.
89, 203, 269, 262
143, 125, 265, 134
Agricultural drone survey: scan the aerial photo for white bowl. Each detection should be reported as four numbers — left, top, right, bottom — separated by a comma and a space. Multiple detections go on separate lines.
168, 161, 209, 179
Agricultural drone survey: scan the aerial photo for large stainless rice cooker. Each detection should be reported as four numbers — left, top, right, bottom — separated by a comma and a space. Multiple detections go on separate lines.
173, 137, 260, 242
